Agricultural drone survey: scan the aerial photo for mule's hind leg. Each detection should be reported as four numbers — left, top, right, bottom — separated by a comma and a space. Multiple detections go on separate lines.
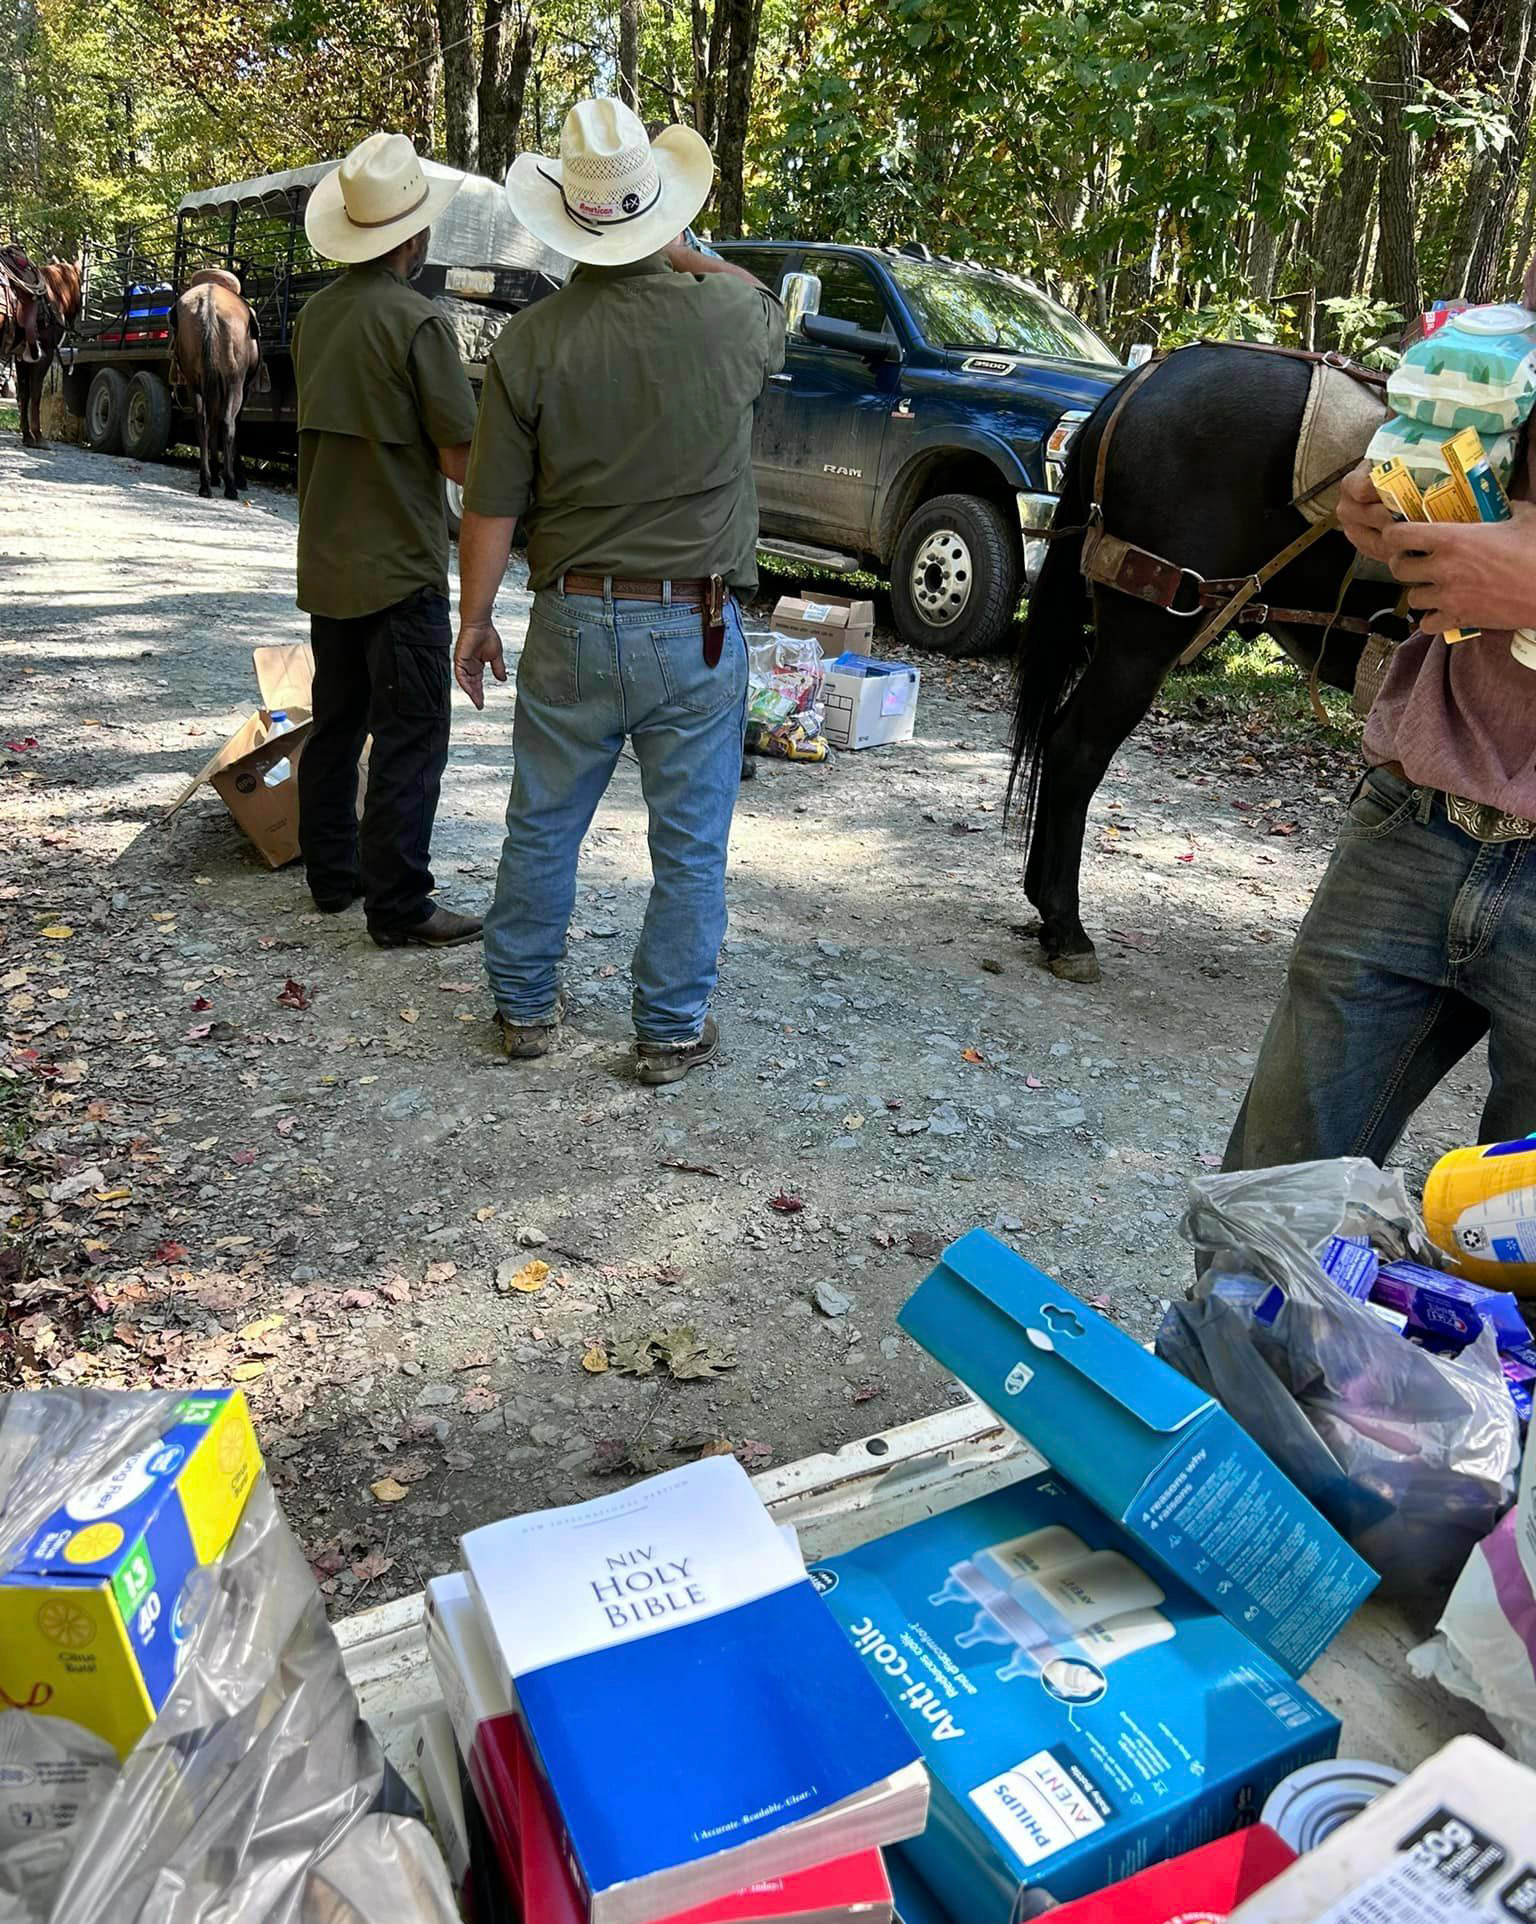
1028, 596, 1189, 983
17, 362, 38, 447
221, 397, 241, 499
194, 396, 213, 497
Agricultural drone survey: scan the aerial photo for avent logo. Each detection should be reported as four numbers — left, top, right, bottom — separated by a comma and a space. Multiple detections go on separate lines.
1004, 1361, 1034, 1396
969, 1750, 1105, 1868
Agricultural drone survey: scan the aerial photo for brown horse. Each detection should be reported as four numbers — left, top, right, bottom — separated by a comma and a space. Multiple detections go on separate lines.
2, 248, 82, 448
171, 268, 259, 499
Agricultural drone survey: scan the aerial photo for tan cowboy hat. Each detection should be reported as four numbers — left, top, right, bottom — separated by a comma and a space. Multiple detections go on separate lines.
505, 98, 713, 268
306, 133, 464, 265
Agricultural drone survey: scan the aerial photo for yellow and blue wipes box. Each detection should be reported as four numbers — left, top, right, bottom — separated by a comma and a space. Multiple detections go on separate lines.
0, 1389, 262, 1757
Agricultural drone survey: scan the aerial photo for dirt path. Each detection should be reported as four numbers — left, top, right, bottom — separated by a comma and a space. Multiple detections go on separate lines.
0, 438, 1484, 1606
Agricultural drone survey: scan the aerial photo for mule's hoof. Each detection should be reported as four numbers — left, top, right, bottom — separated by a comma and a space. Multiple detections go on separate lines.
198, 485, 212, 498
1048, 950, 1102, 985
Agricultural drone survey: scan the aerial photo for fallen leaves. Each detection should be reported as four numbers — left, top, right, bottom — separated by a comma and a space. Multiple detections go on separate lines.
399, 1008, 419, 1024
961, 1047, 988, 1066
276, 979, 310, 1011
609, 1326, 736, 1380
369, 1476, 409, 1504
581, 1345, 610, 1373
768, 1191, 804, 1215
497, 1257, 550, 1293
151, 1240, 188, 1265
423, 1261, 458, 1285
39, 925, 72, 940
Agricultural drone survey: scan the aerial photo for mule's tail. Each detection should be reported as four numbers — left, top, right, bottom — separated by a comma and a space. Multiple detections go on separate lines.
1003, 400, 1103, 850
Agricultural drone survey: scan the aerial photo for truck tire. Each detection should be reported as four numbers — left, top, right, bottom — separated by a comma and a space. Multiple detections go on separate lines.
83, 368, 129, 454
124, 371, 173, 460
891, 492, 1020, 658
445, 476, 464, 540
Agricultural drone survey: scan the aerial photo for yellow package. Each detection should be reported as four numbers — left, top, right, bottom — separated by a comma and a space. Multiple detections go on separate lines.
0, 1390, 262, 1757
1370, 458, 1426, 521
1422, 476, 1475, 523
1423, 1139, 1536, 1294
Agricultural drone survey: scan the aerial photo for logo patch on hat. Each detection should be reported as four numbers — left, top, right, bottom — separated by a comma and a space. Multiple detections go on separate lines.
621, 190, 641, 214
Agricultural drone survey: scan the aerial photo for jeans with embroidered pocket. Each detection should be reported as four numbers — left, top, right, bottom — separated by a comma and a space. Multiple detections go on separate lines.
484, 589, 748, 1042
1225, 764, 1536, 1168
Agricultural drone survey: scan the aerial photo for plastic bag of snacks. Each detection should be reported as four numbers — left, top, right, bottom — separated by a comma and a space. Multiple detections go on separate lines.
1157, 1160, 1521, 1598
745, 631, 828, 762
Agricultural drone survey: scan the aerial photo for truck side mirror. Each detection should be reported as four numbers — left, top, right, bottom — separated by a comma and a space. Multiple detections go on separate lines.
782, 271, 822, 339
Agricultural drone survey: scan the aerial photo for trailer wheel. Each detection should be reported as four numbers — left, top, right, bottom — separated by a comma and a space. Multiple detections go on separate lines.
83, 368, 129, 454
124, 371, 173, 460
445, 476, 464, 540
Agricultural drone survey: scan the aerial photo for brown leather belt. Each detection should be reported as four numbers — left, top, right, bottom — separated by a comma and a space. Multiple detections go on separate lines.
560, 572, 710, 604
557, 570, 729, 666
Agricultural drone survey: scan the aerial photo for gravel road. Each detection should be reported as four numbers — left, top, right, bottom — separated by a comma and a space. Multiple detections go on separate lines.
0, 436, 1485, 1604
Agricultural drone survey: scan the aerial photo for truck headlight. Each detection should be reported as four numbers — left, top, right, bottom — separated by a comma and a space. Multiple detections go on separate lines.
1044, 409, 1090, 493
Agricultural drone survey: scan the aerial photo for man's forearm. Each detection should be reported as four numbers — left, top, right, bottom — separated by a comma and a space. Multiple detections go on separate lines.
664, 238, 767, 292
458, 510, 517, 623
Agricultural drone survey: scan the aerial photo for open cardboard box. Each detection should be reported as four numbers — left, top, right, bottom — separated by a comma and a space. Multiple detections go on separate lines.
770, 593, 877, 649
162, 645, 314, 867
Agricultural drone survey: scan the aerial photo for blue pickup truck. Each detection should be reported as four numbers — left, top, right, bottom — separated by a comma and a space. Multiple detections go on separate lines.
712, 240, 1125, 657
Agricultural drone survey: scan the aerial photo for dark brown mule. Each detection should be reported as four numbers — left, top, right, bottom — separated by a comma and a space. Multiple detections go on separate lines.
2, 248, 82, 448
171, 268, 259, 499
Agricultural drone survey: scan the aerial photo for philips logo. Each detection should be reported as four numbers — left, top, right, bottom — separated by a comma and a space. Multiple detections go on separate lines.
1004, 1361, 1034, 1395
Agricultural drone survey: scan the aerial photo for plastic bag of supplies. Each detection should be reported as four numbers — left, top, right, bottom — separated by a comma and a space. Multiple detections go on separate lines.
1155, 1160, 1520, 1597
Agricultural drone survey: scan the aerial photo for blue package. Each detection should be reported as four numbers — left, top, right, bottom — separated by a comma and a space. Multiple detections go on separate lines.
1317, 1235, 1379, 1301
888, 1849, 963, 1924
899, 1231, 1378, 1677
811, 1476, 1339, 1922
1370, 1259, 1530, 1351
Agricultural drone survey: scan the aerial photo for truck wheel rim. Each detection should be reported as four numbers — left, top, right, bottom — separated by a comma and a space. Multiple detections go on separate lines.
126, 391, 146, 443
911, 528, 972, 627
90, 385, 113, 438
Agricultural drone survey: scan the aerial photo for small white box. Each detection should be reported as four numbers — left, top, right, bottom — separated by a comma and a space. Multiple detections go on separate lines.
822, 653, 920, 751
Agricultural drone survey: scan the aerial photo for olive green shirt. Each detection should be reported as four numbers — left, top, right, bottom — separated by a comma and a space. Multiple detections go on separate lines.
463, 254, 786, 591
292, 263, 478, 619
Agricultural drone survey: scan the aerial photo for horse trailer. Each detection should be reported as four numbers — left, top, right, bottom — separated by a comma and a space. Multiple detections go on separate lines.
60, 162, 568, 511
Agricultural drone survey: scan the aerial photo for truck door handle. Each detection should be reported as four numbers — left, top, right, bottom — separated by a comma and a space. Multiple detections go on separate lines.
768, 372, 792, 385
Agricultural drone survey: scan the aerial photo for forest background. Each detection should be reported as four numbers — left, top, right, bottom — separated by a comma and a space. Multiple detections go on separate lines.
4, 0, 1535, 354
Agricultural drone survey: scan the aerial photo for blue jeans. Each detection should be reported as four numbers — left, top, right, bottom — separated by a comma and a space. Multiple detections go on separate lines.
1226, 765, 1536, 1167
483, 587, 748, 1042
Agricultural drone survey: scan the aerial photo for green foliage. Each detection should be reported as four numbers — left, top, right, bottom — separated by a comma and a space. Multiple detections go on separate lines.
1318, 294, 1407, 362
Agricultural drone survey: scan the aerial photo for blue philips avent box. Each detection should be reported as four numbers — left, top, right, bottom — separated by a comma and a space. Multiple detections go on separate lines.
898, 1230, 1377, 1677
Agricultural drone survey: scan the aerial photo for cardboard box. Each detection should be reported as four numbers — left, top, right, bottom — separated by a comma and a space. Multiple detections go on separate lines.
822, 654, 921, 751
0, 1389, 263, 1757
1228, 1735, 1536, 1921
162, 645, 315, 867
810, 1474, 1339, 1919
1046, 1828, 1297, 1922
770, 593, 876, 649
898, 1231, 1378, 1676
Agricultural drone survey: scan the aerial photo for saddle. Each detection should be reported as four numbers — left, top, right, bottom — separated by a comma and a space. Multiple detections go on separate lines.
185, 266, 244, 297
0, 247, 42, 363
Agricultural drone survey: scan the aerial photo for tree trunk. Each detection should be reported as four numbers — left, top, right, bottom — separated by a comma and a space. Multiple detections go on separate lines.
477, 0, 504, 170
619, 0, 641, 109
1312, 127, 1377, 345
1510, 165, 1536, 288
405, 0, 441, 150
690, 0, 710, 133
1448, 153, 1495, 295
713, 0, 762, 234
1247, 215, 1280, 300
1468, 0, 1536, 299
1376, 29, 1422, 316
435, 0, 478, 168
477, 2, 533, 175
705, 0, 727, 143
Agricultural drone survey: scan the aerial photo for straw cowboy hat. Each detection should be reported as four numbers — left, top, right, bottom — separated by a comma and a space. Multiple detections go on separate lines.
505, 98, 714, 268
306, 133, 464, 265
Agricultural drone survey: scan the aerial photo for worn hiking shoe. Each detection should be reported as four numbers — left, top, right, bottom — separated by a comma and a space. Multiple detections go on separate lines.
370, 906, 483, 949
495, 1006, 562, 1061
636, 1017, 719, 1087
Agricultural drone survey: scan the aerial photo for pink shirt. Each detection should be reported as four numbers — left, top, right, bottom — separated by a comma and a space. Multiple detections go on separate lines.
1362, 629, 1536, 816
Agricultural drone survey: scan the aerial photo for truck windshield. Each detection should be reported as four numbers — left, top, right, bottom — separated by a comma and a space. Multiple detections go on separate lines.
888, 259, 1119, 366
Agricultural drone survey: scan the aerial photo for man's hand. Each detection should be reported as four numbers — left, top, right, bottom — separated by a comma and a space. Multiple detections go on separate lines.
1383, 499, 1536, 634
1336, 461, 1397, 565
454, 618, 506, 710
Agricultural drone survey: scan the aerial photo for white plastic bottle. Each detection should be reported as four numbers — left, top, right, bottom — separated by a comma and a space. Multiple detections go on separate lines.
263, 710, 295, 787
